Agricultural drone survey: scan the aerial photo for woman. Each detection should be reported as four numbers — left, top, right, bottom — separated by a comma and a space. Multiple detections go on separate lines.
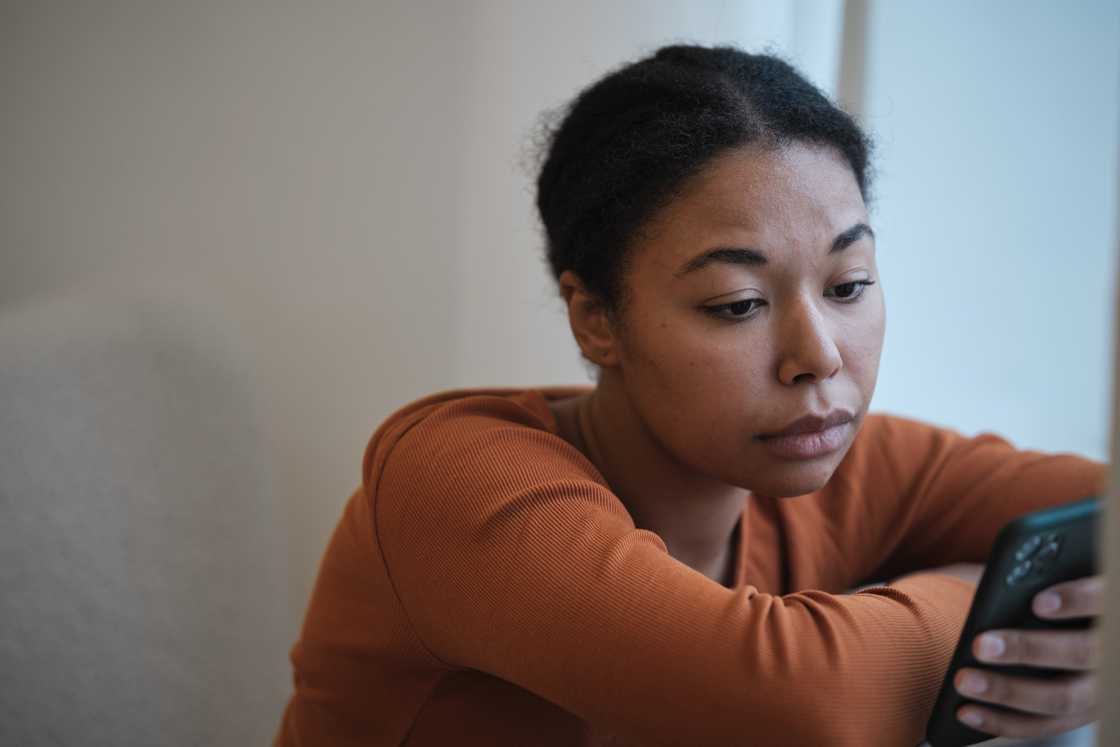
274, 45, 1105, 746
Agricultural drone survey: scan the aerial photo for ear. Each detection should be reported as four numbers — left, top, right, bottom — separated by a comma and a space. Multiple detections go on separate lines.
558, 270, 621, 368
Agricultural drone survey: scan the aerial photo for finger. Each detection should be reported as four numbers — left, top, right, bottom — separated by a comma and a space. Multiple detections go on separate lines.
1034, 575, 1106, 619
972, 628, 1099, 671
957, 703, 1097, 740
954, 668, 1096, 717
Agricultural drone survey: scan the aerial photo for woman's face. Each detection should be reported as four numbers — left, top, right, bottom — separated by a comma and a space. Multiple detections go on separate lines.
612, 141, 885, 498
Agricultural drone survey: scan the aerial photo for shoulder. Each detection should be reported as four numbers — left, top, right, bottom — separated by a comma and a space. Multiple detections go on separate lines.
362, 385, 592, 476
366, 386, 632, 586
835, 411, 977, 489
839, 411, 1030, 494
858, 411, 964, 441
363, 385, 613, 517
850, 411, 977, 458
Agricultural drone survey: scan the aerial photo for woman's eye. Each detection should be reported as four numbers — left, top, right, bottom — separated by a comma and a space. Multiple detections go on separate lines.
703, 298, 764, 320
702, 280, 876, 322
826, 279, 876, 301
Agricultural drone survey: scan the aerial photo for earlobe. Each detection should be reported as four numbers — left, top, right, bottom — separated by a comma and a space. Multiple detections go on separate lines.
578, 310, 620, 368
558, 270, 618, 367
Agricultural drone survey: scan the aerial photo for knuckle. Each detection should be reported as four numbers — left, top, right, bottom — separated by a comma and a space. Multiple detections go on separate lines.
1070, 645, 1097, 667
1038, 675, 1094, 717
1072, 577, 1105, 615
1044, 688, 1075, 715
1071, 640, 1095, 669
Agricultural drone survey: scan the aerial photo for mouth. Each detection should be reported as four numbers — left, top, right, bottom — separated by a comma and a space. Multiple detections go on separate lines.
756, 409, 855, 440
754, 409, 856, 460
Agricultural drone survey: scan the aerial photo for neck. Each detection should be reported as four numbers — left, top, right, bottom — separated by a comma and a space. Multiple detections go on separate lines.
572, 374, 749, 586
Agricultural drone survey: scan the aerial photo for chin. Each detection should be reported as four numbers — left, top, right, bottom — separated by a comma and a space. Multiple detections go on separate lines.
747, 459, 840, 498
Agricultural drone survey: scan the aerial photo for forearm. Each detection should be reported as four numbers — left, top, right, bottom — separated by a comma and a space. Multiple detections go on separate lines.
848, 563, 984, 594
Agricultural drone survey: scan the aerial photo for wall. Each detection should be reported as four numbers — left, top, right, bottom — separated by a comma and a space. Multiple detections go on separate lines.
1, 1, 841, 734
862, 0, 1120, 461
450, 0, 844, 386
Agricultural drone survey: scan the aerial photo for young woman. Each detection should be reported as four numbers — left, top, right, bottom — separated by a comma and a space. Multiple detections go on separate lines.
275, 45, 1106, 746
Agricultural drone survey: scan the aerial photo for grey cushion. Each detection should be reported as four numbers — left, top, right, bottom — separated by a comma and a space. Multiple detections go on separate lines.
0, 281, 289, 746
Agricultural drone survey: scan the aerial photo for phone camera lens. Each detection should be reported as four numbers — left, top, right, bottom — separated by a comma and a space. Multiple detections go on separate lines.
1035, 538, 1062, 564
1015, 535, 1043, 562
1006, 560, 1033, 585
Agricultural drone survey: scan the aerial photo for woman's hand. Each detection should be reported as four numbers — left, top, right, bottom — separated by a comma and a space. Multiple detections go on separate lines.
952, 575, 1103, 739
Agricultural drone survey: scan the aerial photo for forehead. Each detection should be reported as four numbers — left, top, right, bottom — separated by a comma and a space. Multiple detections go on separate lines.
635, 142, 868, 272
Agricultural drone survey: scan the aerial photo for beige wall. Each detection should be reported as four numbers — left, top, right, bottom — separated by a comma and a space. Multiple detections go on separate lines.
1, 0, 836, 641
2, 1, 472, 633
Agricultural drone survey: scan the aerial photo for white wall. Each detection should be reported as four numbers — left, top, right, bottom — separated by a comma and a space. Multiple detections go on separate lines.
863, 0, 1120, 462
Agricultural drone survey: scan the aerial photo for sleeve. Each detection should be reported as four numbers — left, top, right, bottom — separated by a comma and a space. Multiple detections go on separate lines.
862, 415, 1108, 579
372, 402, 980, 747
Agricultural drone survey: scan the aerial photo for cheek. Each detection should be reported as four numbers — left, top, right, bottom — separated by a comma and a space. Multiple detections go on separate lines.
626, 316, 772, 440
841, 300, 886, 379
627, 327, 772, 484
633, 314, 768, 387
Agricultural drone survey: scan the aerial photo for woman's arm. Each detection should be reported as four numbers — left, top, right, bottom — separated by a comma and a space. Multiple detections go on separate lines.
374, 404, 980, 747
848, 563, 984, 594
854, 416, 1106, 582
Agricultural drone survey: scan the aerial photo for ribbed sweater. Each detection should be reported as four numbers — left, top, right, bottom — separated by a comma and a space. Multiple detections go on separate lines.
274, 385, 1106, 746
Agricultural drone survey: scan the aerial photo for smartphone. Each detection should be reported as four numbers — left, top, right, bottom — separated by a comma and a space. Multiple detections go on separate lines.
924, 495, 1101, 747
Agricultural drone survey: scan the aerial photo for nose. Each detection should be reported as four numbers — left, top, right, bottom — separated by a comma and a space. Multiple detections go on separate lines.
776, 295, 843, 386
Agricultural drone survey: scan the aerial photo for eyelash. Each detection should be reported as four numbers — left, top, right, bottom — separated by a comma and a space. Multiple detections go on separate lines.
702, 280, 877, 322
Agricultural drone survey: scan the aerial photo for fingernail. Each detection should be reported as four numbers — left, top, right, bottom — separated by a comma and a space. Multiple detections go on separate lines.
1035, 592, 1061, 614
960, 709, 984, 728
958, 671, 988, 695
977, 634, 1005, 660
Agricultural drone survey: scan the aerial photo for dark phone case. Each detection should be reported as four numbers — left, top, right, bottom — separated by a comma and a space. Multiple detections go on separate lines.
924, 495, 1100, 747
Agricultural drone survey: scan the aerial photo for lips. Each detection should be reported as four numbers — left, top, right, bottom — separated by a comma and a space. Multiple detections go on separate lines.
757, 409, 855, 440
758, 420, 852, 459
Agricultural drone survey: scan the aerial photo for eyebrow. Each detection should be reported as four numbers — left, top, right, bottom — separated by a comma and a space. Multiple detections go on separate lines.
672, 222, 876, 278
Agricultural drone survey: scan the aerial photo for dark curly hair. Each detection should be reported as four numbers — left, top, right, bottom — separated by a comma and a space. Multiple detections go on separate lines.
535, 44, 873, 319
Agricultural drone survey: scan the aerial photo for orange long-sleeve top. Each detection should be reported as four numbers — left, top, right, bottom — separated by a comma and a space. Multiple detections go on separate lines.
274, 385, 1107, 747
